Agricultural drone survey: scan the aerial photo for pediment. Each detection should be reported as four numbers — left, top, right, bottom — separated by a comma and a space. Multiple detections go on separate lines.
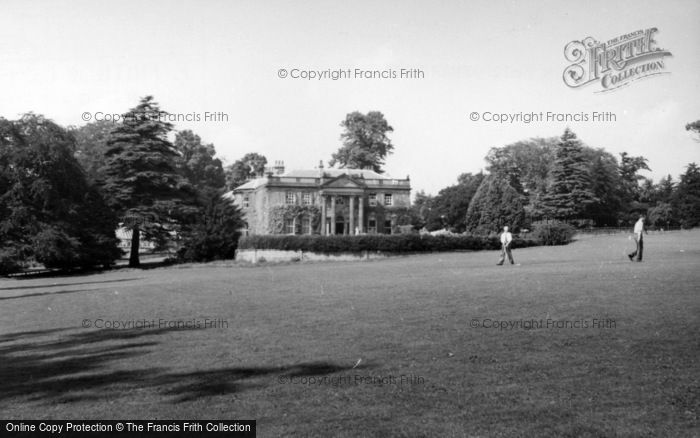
321, 174, 365, 189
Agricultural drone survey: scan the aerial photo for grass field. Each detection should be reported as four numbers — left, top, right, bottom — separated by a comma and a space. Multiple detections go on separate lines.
1, 231, 699, 437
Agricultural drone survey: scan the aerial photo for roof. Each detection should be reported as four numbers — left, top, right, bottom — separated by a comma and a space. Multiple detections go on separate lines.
283, 168, 393, 179
230, 177, 268, 191
230, 168, 400, 192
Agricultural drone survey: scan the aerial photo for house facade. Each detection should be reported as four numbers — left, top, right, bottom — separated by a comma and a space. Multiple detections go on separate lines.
226, 161, 411, 235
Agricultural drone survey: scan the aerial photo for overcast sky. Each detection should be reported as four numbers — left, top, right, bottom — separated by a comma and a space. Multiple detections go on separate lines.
1, 0, 698, 195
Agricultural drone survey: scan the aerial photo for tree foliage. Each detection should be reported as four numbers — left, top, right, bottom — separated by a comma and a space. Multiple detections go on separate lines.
225, 152, 267, 190
465, 173, 527, 234
100, 96, 196, 267
485, 138, 555, 195
584, 149, 625, 226
0, 114, 120, 274
176, 191, 245, 262
172, 131, 246, 262
72, 120, 114, 183
672, 162, 700, 228
174, 130, 226, 194
618, 152, 651, 206
539, 128, 597, 221
647, 202, 674, 228
329, 111, 394, 173
413, 173, 484, 232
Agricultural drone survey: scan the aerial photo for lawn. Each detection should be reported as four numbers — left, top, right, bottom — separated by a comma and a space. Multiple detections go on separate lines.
1, 230, 699, 437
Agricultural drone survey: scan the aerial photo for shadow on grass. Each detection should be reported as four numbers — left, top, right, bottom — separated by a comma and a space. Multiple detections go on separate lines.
4, 257, 174, 280
0, 288, 103, 301
0, 326, 370, 405
110, 259, 176, 271
0, 278, 143, 291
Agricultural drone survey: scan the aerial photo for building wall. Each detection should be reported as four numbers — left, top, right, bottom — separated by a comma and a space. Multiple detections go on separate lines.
234, 183, 411, 236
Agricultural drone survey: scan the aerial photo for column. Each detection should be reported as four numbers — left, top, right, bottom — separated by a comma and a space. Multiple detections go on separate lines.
358, 195, 364, 234
349, 196, 355, 235
321, 195, 327, 235
330, 196, 336, 235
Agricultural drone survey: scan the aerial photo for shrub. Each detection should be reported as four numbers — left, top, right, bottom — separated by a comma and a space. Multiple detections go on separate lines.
532, 221, 576, 246
0, 248, 22, 275
31, 228, 82, 269
238, 234, 541, 254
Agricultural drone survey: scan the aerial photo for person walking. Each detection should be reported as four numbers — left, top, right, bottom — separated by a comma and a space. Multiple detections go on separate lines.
497, 226, 514, 265
628, 215, 646, 262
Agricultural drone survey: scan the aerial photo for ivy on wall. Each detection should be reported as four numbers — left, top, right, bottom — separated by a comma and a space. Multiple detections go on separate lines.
269, 205, 321, 234
369, 205, 414, 233
268, 203, 412, 235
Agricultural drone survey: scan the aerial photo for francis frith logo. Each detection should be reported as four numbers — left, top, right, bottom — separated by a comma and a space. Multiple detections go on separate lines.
563, 28, 672, 92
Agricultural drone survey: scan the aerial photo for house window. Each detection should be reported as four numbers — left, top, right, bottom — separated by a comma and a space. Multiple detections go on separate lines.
285, 192, 295, 205
243, 195, 249, 208
302, 192, 312, 205
336, 197, 344, 205
368, 214, 377, 234
302, 216, 312, 234
384, 219, 393, 234
285, 218, 295, 234
369, 193, 377, 206
384, 193, 393, 206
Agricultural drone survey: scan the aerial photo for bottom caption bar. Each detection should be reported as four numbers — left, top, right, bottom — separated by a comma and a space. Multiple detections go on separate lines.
2, 420, 256, 437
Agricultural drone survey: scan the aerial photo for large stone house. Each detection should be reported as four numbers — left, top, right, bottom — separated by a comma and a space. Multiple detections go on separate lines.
226, 161, 411, 235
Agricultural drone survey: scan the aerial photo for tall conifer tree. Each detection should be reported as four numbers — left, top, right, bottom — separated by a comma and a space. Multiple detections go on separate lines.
540, 128, 597, 221
101, 96, 195, 267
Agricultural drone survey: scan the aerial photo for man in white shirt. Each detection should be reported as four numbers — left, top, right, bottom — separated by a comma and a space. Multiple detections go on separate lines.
497, 226, 514, 265
628, 215, 646, 262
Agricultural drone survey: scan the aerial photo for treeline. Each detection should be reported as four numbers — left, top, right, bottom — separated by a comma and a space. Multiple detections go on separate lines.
414, 127, 700, 233
2, 98, 698, 273
1, 97, 245, 275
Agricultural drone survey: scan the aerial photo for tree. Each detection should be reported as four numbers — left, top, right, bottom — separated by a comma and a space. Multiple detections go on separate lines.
100, 96, 196, 267
423, 172, 485, 232
618, 152, 651, 212
655, 174, 676, 204
176, 191, 245, 262
409, 190, 434, 230
174, 130, 225, 194
0, 114, 120, 274
173, 131, 246, 262
540, 128, 597, 221
465, 173, 527, 234
225, 152, 267, 190
485, 138, 555, 195
642, 175, 677, 228
72, 120, 115, 183
647, 202, 674, 228
584, 150, 625, 226
672, 163, 700, 228
329, 111, 394, 173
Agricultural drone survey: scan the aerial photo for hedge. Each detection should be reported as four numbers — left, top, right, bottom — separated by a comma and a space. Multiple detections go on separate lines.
238, 234, 542, 254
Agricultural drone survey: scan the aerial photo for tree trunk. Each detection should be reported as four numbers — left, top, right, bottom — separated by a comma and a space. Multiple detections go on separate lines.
129, 226, 141, 267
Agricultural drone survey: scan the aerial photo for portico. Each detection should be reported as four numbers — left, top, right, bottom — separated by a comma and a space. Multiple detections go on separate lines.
320, 192, 365, 235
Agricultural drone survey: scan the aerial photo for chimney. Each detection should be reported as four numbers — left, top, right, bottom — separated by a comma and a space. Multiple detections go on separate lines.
273, 160, 285, 175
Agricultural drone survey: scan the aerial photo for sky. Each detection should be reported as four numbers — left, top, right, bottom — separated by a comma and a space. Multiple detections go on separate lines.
1, 0, 699, 196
